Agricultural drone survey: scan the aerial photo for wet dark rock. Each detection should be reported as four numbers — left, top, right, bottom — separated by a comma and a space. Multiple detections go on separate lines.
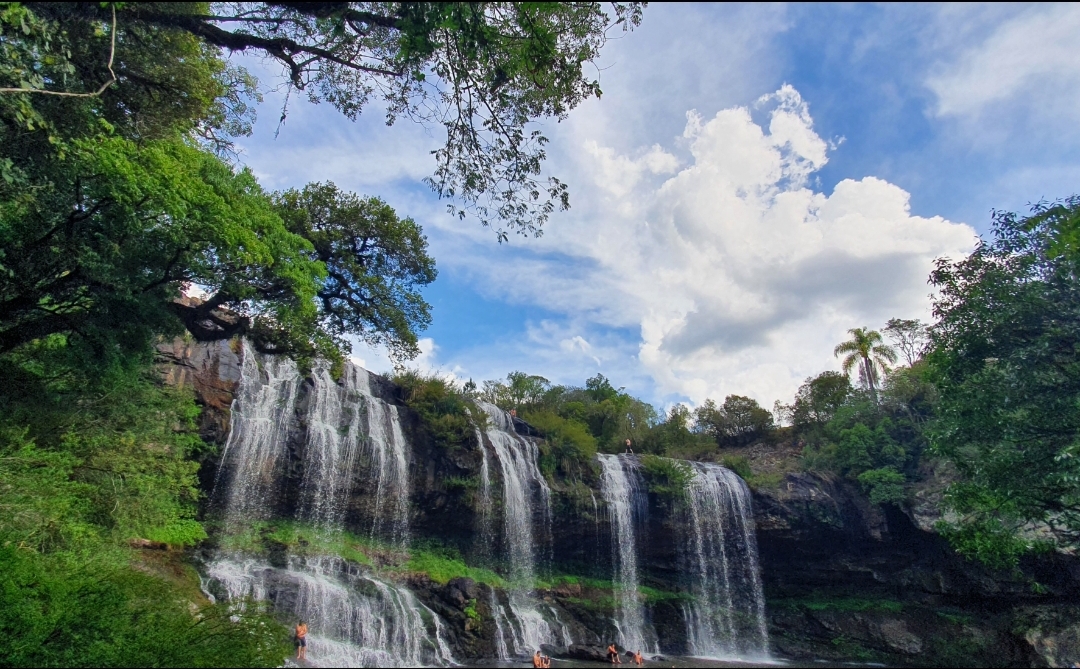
540, 643, 565, 657
162, 340, 1080, 666
565, 644, 608, 662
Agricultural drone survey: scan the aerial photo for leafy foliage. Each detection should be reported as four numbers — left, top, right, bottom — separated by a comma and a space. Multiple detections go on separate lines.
639, 454, 694, 500
883, 318, 929, 367
481, 371, 552, 409
927, 199, 1080, 564
394, 370, 478, 451
694, 394, 775, 447
273, 183, 437, 360
0, 345, 289, 665
789, 371, 853, 432
0, 546, 290, 668
856, 467, 906, 505
834, 327, 897, 399
9, 2, 643, 237
526, 409, 598, 483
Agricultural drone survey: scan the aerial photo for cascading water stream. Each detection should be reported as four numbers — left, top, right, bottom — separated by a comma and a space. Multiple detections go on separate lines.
213, 340, 299, 526
682, 461, 769, 658
205, 343, 449, 667
477, 402, 566, 656
354, 367, 410, 546
598, 454, 656, 655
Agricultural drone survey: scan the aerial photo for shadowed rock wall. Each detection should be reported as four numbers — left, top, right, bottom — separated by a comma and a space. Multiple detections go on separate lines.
161, 339, 1080, 666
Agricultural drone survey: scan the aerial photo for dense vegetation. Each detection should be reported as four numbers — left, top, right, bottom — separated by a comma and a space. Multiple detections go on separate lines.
0, 2, 637, 665
2, 1, 1078, 664
469, 201, 1080, 571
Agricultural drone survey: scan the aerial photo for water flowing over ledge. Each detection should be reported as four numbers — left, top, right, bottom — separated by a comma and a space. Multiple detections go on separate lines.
199, 341, 769, 665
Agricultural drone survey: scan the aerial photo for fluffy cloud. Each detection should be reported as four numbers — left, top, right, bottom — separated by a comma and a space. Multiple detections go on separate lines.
449, 86, 977, 405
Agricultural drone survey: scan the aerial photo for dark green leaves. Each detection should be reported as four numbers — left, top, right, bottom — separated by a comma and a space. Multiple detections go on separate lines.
274, 183, 437, 361
927, 198, 1080, 564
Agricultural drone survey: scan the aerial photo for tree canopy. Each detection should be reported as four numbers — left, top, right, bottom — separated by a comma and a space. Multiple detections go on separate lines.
834, 327, 897, 400
926, 199, 1080, 565
8, 2, 643, 238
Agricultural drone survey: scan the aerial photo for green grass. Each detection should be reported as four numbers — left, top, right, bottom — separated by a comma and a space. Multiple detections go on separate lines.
218, 521, 380, 567
639, 584, 693, 604
400, 549, 504, 587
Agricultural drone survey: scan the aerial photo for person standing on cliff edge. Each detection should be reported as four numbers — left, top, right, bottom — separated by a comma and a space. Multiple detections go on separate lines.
624, 439, 634, 454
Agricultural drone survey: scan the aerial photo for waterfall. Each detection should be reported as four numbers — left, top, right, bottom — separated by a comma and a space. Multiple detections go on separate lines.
474, 424, 495, 556
206, 556, 452, 667
207, 344, 448, 667
477, 402, 560, 656
300, 364, 363, 530
354, 367, 410, 546
214, 340, 299, 525
598, 454, 656, 655
682, 461, 769, 658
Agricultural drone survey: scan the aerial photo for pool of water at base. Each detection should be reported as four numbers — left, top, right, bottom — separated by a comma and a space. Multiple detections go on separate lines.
456, 657, 887, 668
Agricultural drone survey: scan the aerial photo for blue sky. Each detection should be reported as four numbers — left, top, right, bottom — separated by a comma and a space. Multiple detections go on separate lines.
233, 3, 1080, 411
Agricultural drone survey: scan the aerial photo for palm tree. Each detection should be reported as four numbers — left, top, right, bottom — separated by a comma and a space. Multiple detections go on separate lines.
834, 327, 898, 401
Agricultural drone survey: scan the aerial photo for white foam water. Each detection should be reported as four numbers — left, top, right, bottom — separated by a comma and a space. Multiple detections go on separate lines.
598, 454, 657, 655
477, 402, 564, 656
683, 461, 769, 659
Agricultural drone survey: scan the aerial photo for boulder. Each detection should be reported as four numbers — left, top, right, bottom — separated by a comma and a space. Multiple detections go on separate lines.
565, 644, 609, 662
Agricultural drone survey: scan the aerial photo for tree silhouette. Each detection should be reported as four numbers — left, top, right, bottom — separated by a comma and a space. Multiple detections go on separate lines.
834, 327, 897, 401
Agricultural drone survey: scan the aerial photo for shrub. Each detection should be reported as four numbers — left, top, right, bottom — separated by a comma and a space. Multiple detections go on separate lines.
525, 410, 598, 483
639, 455, 694, 500
720, 455, 753, 481
393, 370, 476, 451
856, 467, 906, 505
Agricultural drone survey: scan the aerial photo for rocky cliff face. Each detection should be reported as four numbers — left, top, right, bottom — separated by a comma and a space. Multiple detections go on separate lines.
753, 470, 1080, 666
160, 339, 1080, 667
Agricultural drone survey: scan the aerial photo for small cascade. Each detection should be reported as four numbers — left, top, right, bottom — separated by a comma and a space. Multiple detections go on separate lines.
300, 364, 363, 530
205, 556, 452, 667
478, 402, 560, 656
214, 340, 300, 525
207, 344, 448, 667
682, 461, 769, 658
598, 454, 656, 655
474, 424, 495, 556
354, 367, 411, 546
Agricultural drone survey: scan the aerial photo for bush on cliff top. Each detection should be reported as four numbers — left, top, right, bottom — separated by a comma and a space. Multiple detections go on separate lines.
394, 370, 480, 452
639, 455, 694, 501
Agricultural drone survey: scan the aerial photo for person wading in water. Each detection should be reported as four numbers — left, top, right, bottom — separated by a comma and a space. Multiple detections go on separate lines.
295, 621, 308, 661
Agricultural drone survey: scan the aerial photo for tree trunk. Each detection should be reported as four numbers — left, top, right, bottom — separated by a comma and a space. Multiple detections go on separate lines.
863, 355, 878, 402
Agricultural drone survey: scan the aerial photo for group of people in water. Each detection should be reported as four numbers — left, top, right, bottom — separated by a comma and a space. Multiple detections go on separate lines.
535, 645, 644, 666
607, 643, 645, 665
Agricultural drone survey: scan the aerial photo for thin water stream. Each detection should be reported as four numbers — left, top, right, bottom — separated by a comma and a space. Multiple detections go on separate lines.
597, 454, 657, 655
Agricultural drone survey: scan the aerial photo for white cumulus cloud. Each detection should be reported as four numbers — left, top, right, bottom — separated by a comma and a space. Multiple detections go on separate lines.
450, 86, 977, 406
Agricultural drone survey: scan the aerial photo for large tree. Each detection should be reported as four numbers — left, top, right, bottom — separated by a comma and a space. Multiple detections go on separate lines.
272, 182, 436, 359
0, 2, 642, 364
13, 2, 644, 238
927, 198, 1080, 566
694, 395, 774, 447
